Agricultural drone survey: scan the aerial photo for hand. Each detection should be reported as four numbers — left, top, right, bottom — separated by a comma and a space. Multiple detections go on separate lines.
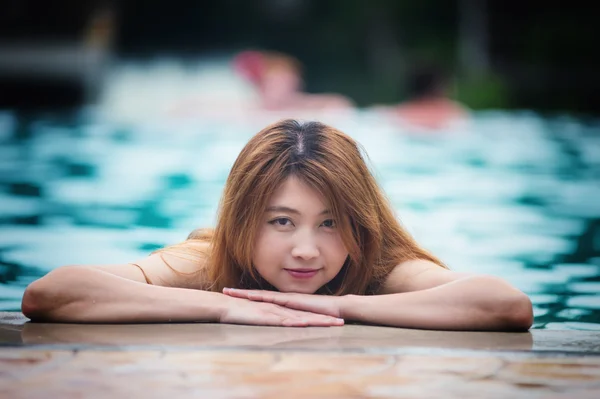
222, 288, 344, 319
219, 296, 344, 327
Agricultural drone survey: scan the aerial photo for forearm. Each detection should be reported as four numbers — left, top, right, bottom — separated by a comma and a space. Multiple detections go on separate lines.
22, 266, 229, 323
340, 276, 533, 331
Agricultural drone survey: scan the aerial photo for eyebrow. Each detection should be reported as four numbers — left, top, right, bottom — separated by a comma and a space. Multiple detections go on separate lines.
265, 206, 331, 216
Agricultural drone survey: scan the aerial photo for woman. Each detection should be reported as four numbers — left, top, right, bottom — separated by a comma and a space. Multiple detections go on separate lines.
373, 61, 470, 131
233, 50, 354, 111
21, 119, 533, 331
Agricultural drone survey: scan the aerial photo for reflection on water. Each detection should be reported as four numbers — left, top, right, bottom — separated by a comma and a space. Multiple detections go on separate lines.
0, 106, 599, 330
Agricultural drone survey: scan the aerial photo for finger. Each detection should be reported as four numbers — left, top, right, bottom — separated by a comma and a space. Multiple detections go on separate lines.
285, 309, 344, 326
311, 315, 345, 326
247, 291, 276, 303
247, 294, 316, 314
278, 315, 339, 327
301, 316, 344, 327
248, 317, 309, 328
223, 288, 270, 301
256, 313, 309, 327
224, 288, 265, 295
262, 295, 313, 312
280, 317, 310, 327
224, 288, 283, 305
305, 311, 344, 326
222, 288, 250, 299
265, 306, 342, 327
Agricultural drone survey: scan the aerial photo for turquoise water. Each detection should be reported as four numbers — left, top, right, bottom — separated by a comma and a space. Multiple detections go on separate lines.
0, 107, 599, 330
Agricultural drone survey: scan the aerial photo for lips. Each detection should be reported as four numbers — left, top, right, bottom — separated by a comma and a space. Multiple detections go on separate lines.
285, 268, 320, 279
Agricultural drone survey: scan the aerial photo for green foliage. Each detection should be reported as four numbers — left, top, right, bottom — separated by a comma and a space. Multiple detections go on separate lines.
454, 73, 512, 110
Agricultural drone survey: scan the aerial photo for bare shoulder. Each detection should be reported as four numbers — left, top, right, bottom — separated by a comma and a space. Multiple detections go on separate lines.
93, 240, 210, 289
378, 259, 475, 294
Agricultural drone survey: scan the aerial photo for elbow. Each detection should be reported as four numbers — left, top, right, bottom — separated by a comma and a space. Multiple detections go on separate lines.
21, 266, 78, 321
497, 291, 534, 331
510, 293, 534, 331
475, 276, 533, 331
21, 280, 49, 321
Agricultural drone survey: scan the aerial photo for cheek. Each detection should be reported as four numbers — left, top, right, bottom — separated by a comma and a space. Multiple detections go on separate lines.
323, 233, 349, 267
253, 229, 286, 267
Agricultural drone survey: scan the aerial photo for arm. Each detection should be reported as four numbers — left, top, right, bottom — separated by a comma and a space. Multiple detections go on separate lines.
223, 260, 533, 331
341, 275, 533, 331
22, 251, 343, 326
21, 239, 223, 323
346, 260, 533, 331
21, 262, 226, 323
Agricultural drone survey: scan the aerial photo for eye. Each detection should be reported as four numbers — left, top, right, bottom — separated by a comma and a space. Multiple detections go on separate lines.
269, 217, 293, 227
321, 219, 336, 228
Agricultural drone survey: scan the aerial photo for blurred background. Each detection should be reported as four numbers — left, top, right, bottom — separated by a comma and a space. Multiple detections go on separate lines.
1, 0, 599, 114
0, 0, 599, 331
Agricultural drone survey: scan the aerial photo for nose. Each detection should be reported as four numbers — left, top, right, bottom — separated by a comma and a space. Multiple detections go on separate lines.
291, 229, 320, 260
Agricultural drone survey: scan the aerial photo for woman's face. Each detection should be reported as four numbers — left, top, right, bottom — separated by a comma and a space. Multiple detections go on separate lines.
252, 176, 349, 294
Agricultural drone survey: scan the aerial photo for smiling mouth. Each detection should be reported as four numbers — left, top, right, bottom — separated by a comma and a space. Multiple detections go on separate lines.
284, 269, 320, 279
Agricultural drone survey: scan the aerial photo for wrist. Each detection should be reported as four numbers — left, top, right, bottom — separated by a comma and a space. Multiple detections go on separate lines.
338, 294, 359, 320
196, 291, 235, 323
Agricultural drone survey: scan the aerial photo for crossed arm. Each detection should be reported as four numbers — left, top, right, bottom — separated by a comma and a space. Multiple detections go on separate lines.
223, 260, 534, 331
22, 253, 533, 331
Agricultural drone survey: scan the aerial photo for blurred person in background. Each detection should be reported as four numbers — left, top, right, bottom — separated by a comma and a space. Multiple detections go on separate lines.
166, 50, 354, 122
374, 61, 470, 130
233, 50, 355, 112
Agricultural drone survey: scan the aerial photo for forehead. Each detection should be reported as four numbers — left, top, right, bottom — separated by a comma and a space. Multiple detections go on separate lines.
268, 176, 327, 208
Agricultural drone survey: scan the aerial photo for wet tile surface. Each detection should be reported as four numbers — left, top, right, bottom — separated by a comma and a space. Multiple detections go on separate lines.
2, 312, 600, 398
2, 312, 599, 354
1, 348, 600, 398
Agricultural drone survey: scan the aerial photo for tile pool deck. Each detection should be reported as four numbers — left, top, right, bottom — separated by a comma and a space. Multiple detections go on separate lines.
1, 312, 599, 398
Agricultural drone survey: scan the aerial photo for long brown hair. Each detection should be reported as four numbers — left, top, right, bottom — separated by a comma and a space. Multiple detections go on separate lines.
156, 119, 446, 294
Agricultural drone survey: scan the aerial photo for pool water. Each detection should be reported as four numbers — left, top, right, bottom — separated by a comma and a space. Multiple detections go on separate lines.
0, 106, 599, 330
